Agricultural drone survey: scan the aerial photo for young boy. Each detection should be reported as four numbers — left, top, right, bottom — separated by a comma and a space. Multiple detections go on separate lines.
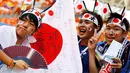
88, 12, 130, 73
77, 10, 103, 73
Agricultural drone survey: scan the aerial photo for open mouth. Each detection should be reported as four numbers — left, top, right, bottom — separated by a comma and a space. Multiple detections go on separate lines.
78, 27, 87, 34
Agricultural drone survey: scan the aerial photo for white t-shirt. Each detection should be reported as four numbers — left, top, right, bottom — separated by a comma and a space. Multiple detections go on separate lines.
0, 25, 36, 49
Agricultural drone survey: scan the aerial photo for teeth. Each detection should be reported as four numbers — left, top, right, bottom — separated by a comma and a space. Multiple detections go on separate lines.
80, 29, 86, 32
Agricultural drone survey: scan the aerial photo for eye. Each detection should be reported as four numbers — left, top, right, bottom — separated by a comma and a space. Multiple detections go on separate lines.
30, 22, 35, 26
79, 19, 83, 24
18, 20, 24, 24
106, 27, 110, 30
84, 20, 89, 24
114, 28, 120, 31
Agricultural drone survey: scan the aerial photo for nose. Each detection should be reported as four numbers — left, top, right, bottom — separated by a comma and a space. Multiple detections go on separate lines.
109, 29, 114, 34
23, 21, 29, 28
78, 22, 86, 27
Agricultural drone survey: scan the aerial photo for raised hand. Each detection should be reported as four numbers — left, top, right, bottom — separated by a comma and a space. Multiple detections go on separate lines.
88, 29, 98, 53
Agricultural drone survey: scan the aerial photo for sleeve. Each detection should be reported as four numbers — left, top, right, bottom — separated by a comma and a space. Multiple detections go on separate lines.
0, 44, 2, 50
120, 60, 130, 73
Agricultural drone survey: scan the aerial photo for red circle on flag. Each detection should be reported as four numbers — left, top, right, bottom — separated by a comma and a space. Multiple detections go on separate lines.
27, 0, 32, 2
31, 23, 63, 65
96, 2, 98, 6
77, 4, 82, 10
103, 8, 107, 14
48, 10, 54, 16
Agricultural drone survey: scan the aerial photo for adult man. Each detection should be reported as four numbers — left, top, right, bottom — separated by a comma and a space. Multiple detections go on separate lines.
77, 10, 103, 73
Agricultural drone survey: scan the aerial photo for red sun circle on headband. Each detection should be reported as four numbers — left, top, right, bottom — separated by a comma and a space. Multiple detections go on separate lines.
113, 18, 119, 23
48, 10, 54, 16
84, 13, 90, 18
35, 12, 39, 16
77, 4, 82, 10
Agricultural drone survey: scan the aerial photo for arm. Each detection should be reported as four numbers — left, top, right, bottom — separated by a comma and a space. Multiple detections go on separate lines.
0, 50, 29, 69
88, 49, 98, 73
88, 29, 101, 73
0, 50, 13, 66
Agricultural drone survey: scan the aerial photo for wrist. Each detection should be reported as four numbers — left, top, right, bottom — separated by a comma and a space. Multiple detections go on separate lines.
8, 60, 16, 68
88, 48, 95, 53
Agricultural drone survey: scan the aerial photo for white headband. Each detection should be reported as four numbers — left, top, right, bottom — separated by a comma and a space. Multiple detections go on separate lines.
81, 13, 98, 26
20, 9, 42, 28
107, 18, 126, 31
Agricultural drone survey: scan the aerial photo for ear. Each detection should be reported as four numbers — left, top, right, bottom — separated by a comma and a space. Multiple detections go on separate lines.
123, 31, 128, 38
95, 25, 100, 31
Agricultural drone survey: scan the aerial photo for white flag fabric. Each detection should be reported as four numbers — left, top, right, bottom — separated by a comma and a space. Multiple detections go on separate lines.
42, 0, 82, 73
0, 0, 82, 73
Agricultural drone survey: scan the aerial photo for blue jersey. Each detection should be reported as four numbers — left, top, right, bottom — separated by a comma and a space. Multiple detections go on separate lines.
121, 53, 130, 73
97, 39, 130, 73
79, 44, 89, 73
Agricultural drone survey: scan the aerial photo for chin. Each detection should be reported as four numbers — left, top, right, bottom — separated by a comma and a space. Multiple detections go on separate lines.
106, 41, 112, 45
78, 35, 86, 39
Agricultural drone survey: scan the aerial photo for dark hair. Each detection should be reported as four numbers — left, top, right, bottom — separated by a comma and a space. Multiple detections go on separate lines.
107, 12, 130, 31
81, 10, 103, 32
19, 13, 38, 29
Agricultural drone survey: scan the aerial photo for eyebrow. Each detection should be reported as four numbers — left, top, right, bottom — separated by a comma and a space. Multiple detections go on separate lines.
106, 25, 121, 28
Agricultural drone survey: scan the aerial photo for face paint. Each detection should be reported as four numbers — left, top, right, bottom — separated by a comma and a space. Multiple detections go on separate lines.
115, 33, 118, 37
110, 30, 114, 34
18, 20, 24, 25
87, 27, 93, 31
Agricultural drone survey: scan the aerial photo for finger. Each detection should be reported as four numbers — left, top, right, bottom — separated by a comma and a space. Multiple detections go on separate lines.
24, 62, 29, 67
89, 38, 95, 44
23, 64, 29, 69
22, 62, 29, 69
111, 64, 122, 68
113, 58, 121, 63
94, 29, 97, 37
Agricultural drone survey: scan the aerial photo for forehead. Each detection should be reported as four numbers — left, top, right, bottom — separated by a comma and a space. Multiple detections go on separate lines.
106, 23, 121, 28
80, 19, 93, 23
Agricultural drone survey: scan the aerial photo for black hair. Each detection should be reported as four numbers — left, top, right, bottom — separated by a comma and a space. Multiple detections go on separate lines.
107, 12, 130, 31
81, 9, 103, 32
19, 13, 39, 29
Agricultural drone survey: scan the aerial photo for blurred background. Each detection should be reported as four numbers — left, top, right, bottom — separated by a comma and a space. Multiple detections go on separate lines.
0, 0, 130, 41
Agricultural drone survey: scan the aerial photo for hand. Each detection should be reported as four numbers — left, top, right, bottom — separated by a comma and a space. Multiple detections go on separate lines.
111, 58, 122, 68
13, 60, 29, 70
88, 29, 98, 53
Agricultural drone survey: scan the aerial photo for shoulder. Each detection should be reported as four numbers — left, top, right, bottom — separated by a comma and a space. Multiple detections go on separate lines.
97, 41, 106, 47
0, 25, 15, 30
0, 25, 16, 34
